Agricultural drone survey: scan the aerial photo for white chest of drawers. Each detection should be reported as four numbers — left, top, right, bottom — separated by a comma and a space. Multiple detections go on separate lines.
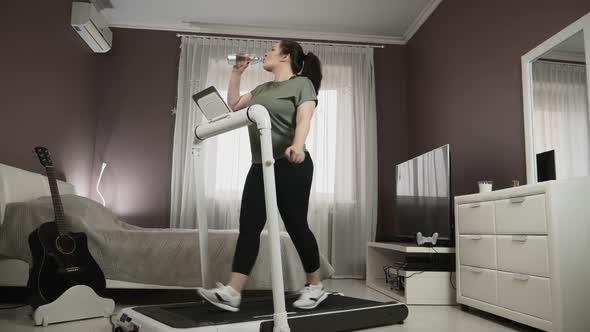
455, 177, 590, 332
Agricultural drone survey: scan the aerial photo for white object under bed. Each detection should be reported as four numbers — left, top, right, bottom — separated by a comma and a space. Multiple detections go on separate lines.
0, 163, 334, 291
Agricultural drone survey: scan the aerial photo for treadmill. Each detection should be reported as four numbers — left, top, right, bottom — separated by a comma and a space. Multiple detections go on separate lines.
112, 293, 407, 332
111, 87, 409, 332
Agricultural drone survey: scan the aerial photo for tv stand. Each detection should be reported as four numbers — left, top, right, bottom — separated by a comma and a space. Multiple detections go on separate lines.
366, 241, 456, 305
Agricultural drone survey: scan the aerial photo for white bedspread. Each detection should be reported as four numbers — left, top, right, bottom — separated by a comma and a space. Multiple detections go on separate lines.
0, 195, 333, 290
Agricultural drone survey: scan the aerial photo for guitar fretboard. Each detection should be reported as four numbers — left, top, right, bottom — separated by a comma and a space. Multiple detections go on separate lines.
46, 166, 68, 235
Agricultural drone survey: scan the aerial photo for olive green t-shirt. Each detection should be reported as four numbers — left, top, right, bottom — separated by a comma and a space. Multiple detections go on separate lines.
247, 76, 317, 164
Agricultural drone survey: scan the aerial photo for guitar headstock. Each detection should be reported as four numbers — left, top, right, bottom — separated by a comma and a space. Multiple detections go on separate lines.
34, 146, 53, 167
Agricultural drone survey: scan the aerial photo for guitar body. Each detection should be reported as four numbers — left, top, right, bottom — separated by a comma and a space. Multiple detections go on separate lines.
27, 221, 106, 309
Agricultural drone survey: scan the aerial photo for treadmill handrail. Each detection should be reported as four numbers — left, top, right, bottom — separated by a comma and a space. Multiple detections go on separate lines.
194, 105, 290, 332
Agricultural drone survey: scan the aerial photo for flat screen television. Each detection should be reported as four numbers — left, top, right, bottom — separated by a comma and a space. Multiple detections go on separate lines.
393, 144, 453, 246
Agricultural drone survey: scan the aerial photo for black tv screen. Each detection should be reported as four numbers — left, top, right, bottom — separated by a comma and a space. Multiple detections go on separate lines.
536, 150, 556, 182
393, 144, 453, 246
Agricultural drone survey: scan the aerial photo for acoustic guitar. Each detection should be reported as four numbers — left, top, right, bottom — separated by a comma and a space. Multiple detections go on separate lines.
27, 146, 106, 309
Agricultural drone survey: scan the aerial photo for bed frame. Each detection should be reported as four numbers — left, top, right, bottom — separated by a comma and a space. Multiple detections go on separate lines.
0, 162, 195, 290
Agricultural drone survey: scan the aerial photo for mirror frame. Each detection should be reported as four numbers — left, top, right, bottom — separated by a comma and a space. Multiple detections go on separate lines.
521, 12, 590, 184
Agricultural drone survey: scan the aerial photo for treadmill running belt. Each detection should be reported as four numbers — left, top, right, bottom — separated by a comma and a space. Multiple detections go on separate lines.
133, 293, 408, 330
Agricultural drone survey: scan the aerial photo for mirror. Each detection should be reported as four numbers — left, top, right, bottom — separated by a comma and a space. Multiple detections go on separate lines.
532, 31, 587, 181
522, 14, 590, 184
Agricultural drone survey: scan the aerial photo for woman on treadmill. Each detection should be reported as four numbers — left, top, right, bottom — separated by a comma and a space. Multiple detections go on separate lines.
197, 40, 325, 312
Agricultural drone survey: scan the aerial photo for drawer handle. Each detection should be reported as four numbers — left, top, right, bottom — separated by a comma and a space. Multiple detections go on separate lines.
512, 235, 528, 242
509, 197, 526, 204
470, 235, 483, 240
513, 273, 530, 281
469, 203, 481, 208
470, 268, 483, 273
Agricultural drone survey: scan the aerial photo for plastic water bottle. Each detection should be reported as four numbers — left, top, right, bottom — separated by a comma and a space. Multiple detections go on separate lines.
227, 53, 263, 65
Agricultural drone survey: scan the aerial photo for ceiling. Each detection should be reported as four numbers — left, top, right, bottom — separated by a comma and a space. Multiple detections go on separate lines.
101, 0, 443, 44
542, 31, 587, 63
553, 31, 586, 54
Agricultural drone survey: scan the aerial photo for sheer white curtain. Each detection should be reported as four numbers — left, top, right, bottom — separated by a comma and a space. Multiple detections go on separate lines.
305, 45, 378, 278
170, 37, 274, 232
171, 37, 377, 278
533, 61, 590, 179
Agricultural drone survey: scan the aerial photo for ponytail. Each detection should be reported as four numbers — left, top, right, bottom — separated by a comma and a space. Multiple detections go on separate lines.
301, 52, 322, 94
279, 39, 323, 94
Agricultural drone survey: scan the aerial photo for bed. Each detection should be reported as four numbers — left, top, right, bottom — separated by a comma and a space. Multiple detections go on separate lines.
0, 163, 334, 291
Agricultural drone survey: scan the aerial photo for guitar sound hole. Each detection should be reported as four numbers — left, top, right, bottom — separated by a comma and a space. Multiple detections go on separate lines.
55, 235, 76, 254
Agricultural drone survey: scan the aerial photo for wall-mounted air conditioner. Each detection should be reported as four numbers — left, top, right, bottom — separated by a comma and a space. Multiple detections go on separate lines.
71, 2, 112, 53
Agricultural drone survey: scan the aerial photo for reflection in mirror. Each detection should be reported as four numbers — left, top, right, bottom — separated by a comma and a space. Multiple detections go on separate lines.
532, 31, 589, 180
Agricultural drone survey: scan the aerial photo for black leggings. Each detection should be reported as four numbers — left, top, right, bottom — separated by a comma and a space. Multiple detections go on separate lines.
232, 152, 320, 275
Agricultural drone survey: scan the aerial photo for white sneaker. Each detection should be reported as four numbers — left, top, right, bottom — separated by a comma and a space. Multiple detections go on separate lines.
293, 283, 328, 310
197, 282, 241, 312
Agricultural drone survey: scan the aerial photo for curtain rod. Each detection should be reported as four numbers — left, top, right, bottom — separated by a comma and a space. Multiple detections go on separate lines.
176, 33, 385, 49
537, 58, 586, 66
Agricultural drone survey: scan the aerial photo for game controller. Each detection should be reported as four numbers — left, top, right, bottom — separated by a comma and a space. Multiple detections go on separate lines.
416, 232, 439, 246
